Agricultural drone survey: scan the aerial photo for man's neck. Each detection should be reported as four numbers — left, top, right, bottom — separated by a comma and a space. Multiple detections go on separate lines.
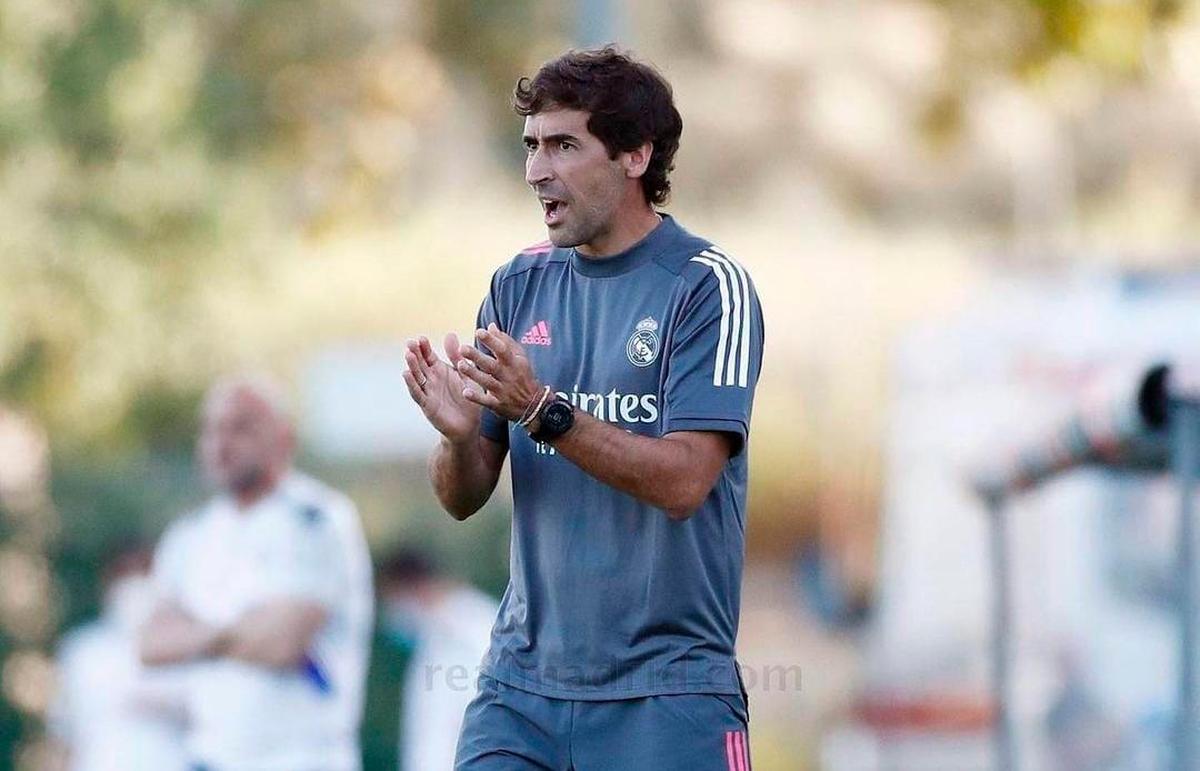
231, 468, 286, 511
576, 205, 662, 258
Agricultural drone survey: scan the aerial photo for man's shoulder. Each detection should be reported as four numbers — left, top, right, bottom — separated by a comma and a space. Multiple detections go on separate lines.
658, 220, 755, 293
648, 217, 736, 283
282, 469, 345, 503
279, 471, 359, 530
491, 239, 569, 287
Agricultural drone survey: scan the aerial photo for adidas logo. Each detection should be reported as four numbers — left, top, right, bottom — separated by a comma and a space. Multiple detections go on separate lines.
520, 320, 552, 346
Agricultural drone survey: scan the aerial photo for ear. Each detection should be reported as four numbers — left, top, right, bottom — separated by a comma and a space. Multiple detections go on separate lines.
621, 141, 654, 180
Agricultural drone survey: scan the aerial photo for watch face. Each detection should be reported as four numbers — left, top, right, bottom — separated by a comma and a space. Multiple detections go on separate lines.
537, 400, 573, 438
543, 401, 572, 432
531, 397, 574, 442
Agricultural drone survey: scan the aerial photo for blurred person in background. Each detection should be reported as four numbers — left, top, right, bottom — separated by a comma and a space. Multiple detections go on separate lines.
377, 548, 498, 771
139, 374, 373, 771
46, 542, 189, 771
404, 47, 764, 770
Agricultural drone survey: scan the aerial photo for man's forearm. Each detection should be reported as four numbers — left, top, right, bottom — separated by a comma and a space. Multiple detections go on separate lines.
429, 435, 503, 520
143, 601, 326, 671
544, 411, 730, 520
140, 605, 226, 666
222, 601, 327, 670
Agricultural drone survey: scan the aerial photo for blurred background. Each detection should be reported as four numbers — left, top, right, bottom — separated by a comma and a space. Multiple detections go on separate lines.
2, 0, 1200, 768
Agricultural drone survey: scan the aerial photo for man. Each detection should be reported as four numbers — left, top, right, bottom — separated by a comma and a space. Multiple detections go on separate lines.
377, 549, 498, 771
47, 543, 188, 771
140, 375, 373, 771
403, 47, 764, 770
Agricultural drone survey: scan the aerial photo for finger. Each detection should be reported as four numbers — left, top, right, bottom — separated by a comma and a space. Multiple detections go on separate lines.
457, 358, 502, 392
404, 350, 431, 382
460, 344, 500, 375
403, 346, 422, 376
401, 370, 425, 405
462, 385, 501, 410
491, 323, 526, 358
406, 337, 425, 364
485, 323, 527, 360
445, 332, 462, 366
417, 336, 439, 368
477, 325, 513, 362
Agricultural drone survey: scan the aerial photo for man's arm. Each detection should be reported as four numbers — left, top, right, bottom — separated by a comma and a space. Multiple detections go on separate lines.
141, 599, 329, 671
139, 602, 227, 666
457, 325, 732, 520
541, 416, 731, 520
429, 434, 508, 520
221, 599, 328, 669
404, 334, 508, 521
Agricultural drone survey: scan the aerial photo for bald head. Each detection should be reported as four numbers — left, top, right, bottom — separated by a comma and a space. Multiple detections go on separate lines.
199, 374, 296, 504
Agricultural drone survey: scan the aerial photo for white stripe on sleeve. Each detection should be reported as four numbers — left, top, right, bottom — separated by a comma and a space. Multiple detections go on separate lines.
689, 254, 732, 386
704, 250, 743, 386
711, 246, 752, 387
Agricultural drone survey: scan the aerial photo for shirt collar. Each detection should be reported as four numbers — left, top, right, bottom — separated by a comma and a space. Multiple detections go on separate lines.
569, 213, 677, 278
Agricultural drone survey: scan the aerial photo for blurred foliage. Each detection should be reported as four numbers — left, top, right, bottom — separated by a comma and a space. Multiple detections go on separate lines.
0, 0, 547, 456
935, 0, 1184, 78
49, 452, 200, 635
425, 0, 556, 122
1022, 0, 1182, 72
0, 0, 1189, 455
361, 627, 410, 771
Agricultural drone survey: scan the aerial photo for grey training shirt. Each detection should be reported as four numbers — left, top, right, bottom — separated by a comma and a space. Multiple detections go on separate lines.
476, 215, 764, 700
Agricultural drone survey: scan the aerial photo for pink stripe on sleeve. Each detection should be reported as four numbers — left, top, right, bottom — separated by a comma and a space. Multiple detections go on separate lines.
734, 731, 747, 771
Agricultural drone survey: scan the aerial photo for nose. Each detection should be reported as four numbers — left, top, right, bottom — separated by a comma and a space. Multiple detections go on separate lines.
525, 147, 553, 188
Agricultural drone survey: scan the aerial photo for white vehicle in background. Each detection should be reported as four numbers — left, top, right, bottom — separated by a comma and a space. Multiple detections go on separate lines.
824, 269, 1200, 770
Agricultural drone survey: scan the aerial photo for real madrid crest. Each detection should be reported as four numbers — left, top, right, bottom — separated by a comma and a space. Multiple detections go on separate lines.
626, 316, 660, 367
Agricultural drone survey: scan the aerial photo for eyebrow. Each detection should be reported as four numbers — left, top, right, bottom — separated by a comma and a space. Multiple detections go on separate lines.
523, 132, 579, 145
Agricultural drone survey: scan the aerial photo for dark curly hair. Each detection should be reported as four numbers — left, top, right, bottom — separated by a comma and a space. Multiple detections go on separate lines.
513, 46, 683, 206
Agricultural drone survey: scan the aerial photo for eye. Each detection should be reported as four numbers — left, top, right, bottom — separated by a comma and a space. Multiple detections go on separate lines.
558, 140, 574, 152
523, 139, 537, 154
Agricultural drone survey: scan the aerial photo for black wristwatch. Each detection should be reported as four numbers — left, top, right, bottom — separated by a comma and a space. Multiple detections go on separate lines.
529, 395, 575, 442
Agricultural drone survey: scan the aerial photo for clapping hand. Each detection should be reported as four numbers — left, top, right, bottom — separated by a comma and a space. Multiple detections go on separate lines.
455, 324, 545, 422
403, 334, 481, 443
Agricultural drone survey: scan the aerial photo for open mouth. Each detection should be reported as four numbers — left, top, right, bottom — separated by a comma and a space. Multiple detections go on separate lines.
541, 198, 567, 226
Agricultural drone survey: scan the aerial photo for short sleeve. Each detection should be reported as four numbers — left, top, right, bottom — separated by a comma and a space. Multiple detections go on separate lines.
269, 504, 347, 608
151, 520, 190, 602
662, 252, 764, 455
475, 272, 510, 446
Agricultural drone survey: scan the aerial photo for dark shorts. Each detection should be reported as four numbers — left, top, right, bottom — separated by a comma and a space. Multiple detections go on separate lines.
455, 676, 753, 771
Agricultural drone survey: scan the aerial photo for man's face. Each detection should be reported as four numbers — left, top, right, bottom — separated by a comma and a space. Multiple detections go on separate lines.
523, 107, 628, 250
199, 388, 287, 495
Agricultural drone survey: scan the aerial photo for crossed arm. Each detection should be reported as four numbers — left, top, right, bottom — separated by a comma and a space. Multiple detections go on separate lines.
409, 327, 732, 522
140, 599, 327, 670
